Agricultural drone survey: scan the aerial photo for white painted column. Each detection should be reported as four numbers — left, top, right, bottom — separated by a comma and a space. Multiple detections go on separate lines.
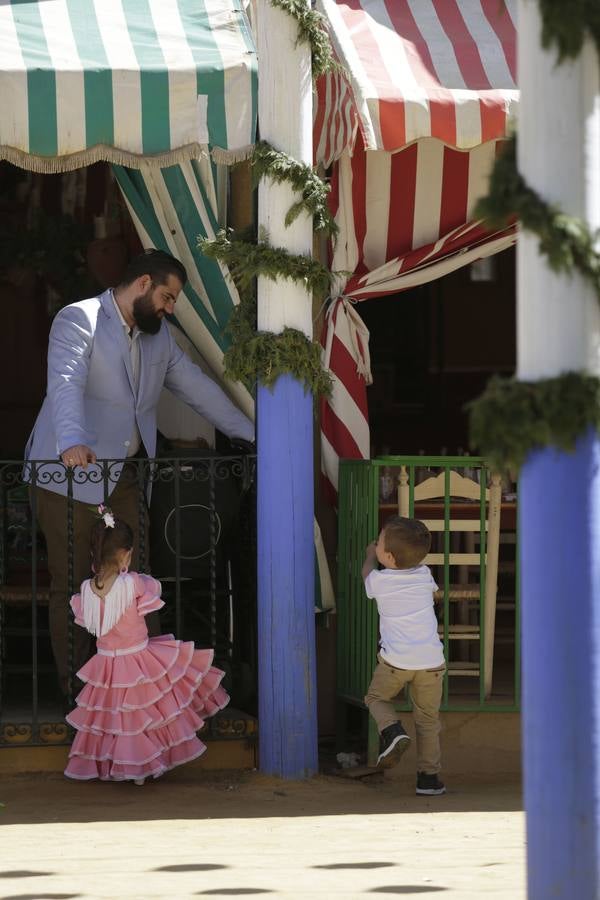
256, 2, 313, 334
518, 5, 600, 379
517, 3, 600, 896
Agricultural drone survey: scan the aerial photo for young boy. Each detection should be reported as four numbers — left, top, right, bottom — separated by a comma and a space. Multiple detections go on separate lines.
362, 516, 446, 795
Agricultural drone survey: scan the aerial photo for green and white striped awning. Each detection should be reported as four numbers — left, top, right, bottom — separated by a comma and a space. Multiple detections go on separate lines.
0, 0, 257, 172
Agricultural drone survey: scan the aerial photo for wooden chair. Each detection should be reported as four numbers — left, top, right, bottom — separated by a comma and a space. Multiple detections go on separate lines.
397, 467, 501, 698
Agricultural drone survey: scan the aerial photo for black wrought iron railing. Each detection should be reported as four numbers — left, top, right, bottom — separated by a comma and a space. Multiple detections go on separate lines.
0, 452, 257, 746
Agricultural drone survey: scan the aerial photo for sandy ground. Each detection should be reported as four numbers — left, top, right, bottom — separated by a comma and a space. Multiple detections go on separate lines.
0, 770, 524, 899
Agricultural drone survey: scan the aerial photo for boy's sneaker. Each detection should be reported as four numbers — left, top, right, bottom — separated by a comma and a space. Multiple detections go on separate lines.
416, 772, 446, 795
376, 722, 411, 769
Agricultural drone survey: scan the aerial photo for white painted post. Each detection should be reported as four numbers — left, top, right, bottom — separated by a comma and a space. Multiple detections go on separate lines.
255, 0, 318, 778
518, 2, 600, 895
256, 3, 314, 336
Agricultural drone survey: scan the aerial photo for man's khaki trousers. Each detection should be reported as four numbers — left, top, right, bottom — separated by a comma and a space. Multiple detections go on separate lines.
33, 464, 153, 696
365, 654, 445, 774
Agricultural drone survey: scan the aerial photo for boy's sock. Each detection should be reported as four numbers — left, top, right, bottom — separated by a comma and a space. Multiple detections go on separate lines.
376, 721, 411, 769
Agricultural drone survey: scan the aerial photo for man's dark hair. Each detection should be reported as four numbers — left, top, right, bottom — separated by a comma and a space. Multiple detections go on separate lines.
382, 516, 431, 569
119, 249, 187, 289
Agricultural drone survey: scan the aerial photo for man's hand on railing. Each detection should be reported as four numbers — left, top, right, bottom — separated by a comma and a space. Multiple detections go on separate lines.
60, 445, 97, 469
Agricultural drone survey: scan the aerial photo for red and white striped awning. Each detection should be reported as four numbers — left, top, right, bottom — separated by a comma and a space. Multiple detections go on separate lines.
315, 0, 517, 165
328, 134, 515, 302
315, 1, 519, 502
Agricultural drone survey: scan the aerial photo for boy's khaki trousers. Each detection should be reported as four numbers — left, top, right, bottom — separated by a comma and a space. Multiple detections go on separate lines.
365, 654, 445, 774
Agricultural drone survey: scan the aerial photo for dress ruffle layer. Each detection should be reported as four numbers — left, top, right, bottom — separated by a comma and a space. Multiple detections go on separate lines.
65, 635, 229, 782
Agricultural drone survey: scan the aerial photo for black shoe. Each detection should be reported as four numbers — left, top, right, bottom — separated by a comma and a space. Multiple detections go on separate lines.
416, 772, 446, 795
376, 722, 411, 769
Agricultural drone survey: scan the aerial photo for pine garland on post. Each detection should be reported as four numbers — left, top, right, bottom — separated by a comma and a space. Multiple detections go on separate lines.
198, 2, 341, 399
469, 7, 600, 471
252, 141, 338, 239
537, 0, 600, 62
218, 291, 332, 394
468, 373, 600, 474
476, 136, 600, 301
199, 231, 334, 397
200, 229, 333, 299
268, 0, 340, 79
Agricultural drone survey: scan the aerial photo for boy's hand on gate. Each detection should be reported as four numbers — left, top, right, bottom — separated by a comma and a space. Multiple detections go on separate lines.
362, 541, 378, 580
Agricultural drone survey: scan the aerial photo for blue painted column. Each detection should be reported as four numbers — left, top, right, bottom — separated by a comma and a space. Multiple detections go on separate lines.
521, 434, 600, 896
256, 1, 318, 777
517, 2, 600, 893
257, 377, 318, 777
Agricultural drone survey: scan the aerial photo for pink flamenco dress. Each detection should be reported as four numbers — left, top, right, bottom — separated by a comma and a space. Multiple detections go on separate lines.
64, 572, 229, 782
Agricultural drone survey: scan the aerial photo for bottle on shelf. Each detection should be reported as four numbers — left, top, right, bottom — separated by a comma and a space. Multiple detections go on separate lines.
379, 466, 395, 503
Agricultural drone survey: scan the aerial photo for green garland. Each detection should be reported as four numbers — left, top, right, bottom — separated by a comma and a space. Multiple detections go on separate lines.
200, 230, 334, 397
468, 373, 600, 474
538, 0, 600, 62
252, 141, 338, 239
470, 30, 600, 471
269, 0, 339, 79
221, 293, 332, 395
200, 229, 333, 298
199, 0, 340, 397
476, 136, 600, 301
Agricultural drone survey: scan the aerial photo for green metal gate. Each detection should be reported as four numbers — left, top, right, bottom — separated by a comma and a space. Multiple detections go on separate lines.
337, 456, 520, 760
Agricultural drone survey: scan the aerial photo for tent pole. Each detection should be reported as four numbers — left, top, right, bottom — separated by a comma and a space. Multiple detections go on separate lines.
255, 0, 318, 778
518, 3, 600, 895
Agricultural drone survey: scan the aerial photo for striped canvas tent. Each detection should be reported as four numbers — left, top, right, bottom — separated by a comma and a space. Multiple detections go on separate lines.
315, 0, 518, 500
0, 0, 256, 171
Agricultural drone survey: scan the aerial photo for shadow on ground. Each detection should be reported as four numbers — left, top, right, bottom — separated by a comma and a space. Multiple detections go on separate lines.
0, 770, 521, 827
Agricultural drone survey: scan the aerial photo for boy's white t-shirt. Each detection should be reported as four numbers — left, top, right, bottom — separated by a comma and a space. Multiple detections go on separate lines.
364, 565, 444, 670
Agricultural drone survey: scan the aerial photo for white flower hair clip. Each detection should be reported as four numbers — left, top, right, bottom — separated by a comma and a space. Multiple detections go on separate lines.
98, 504, 115, 529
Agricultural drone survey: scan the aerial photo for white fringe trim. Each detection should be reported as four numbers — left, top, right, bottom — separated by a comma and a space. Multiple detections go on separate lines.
0, 142, 255, 173
210, 144, 254, 164
82, 574, 136, 637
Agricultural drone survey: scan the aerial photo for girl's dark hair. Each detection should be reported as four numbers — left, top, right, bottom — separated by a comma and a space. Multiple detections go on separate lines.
90, 517, 134, 589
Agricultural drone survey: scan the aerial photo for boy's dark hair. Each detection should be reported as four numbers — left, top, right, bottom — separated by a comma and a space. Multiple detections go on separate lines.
90, 517, 134, 589
119, 249, 187, 289
382, 516, 431, 568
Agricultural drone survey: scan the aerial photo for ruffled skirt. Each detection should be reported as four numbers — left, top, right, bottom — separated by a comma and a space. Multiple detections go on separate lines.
64, 635, 229, 782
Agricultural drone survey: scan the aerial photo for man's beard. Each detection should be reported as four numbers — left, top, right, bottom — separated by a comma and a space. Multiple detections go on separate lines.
132, 288, 163, 334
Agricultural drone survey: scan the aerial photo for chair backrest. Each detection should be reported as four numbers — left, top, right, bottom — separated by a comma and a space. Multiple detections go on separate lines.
397, 464, 501, 595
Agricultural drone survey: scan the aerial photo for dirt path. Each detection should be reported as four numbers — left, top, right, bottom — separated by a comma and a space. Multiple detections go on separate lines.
0, 770, 524, 899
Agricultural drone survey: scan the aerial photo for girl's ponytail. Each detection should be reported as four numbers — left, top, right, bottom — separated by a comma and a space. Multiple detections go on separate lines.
89, 506, 134, 588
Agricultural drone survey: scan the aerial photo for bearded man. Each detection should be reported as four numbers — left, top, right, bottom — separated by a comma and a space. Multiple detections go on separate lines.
25, 249, 254, 699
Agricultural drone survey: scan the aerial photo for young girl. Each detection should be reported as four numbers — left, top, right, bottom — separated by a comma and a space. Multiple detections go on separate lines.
64, 505, 229, 784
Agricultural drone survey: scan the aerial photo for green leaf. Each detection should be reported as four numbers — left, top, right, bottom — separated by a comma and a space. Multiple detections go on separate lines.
468, 373, 600, 473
